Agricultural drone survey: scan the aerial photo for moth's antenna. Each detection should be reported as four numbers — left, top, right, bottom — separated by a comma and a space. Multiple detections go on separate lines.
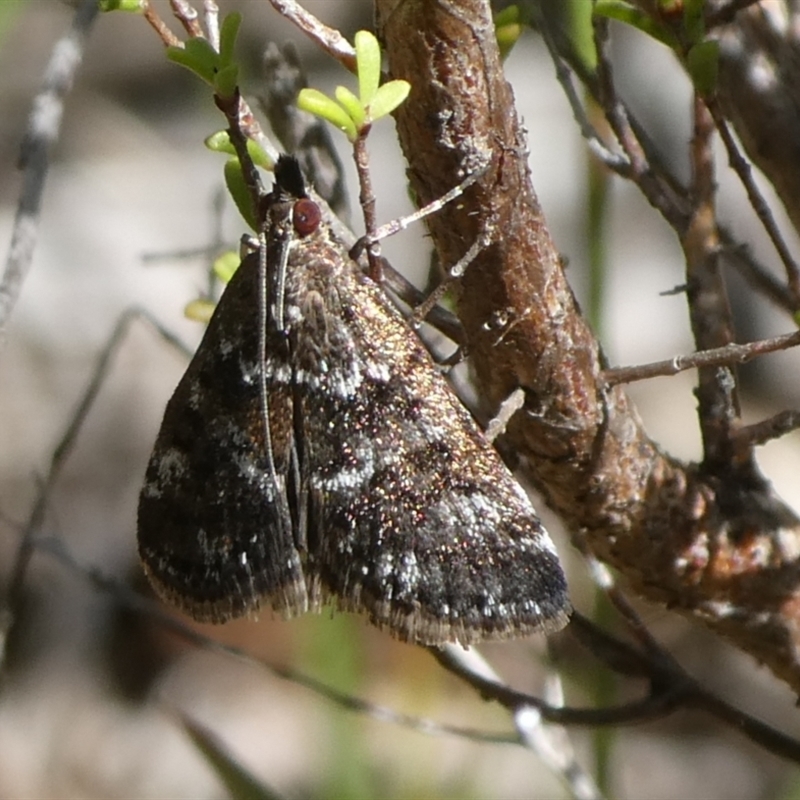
258, 200, 297, 551
270, 156, 305, 334
272, 235, 291, 335
257, 227, 280, 487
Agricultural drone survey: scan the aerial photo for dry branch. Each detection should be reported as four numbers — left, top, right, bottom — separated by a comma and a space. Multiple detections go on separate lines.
375, 0, 800, 693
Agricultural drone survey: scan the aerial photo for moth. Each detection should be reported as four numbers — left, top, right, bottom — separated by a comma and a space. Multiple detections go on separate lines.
137, 155, 570, 645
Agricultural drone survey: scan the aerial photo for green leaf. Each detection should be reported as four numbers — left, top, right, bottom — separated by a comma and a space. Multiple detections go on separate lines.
184, 298, 215, 324
204, 132, 273, 169
166, 46, 205, 81
496, 21, 522, 60
682, 0, 706, 44
218, 11, 242, 66
185, 36, 219, 64
213, 62, 239, 100
686, 39, 719, 95
213, 251, 241, 284
335, 85, 367, 129
367, 79, 410, 121
167, 39, 220, 85
204, 130, 235, 155
594, 0, 679, 49
245, 139, 273, 170
297, 88, 358, 140
558, 0, 598, 73
224, 159, 257, 231
99, 0, 144, 11
494, 5, 520, 27
355, 30, 381, 107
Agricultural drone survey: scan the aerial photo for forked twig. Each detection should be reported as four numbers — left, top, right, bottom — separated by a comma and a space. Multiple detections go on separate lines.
707, 99, 800, 301
437, 645, 604, 800
265, 0, 356, 72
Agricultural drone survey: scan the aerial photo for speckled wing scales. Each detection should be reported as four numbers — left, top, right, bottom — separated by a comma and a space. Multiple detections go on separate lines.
137, 155, 570, 643
285, 225, 570, 645
137, 251, 307, 623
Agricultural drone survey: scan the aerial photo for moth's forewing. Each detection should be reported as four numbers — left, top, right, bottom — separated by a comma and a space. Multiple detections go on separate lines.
138, 156, 570, 643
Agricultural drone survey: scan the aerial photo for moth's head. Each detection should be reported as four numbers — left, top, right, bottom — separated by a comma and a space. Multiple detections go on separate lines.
264, 155, 321, 238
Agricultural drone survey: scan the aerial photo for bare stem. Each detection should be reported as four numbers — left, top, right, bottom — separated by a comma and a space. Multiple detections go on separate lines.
142, 0, 181, 47
352, 132, 381, 281
603, 330, 800, 386
170, 0, 203, 38
266, 0, 357, 72
708, 98, 800, 302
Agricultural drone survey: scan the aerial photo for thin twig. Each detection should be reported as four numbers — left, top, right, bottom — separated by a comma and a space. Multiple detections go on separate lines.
602, 330, 800, 386
593, 15, 687, 230
721, 228, 800, 316
576, 549, 668, 661
352, 133, 382, 280
735, 409, 800, 448
708, 99, 800, 301
0, 0, 99, 339
430, 643, 686, 726
142, 0, 181, 47
484, 388, 526, 443
685, 94, 743, 467
266, 0, 357, 72
170, 0, 203, 38
440, 646, 603, 800
537, 10, 631, 176
353, 164, 489, 259
203, 0, 220, 51
411, 220, 493, 326
380, 260, 465, 344
216, 90, 267, 214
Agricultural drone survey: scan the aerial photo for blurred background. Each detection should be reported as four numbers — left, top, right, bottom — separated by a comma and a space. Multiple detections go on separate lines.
1, 1, 799, 798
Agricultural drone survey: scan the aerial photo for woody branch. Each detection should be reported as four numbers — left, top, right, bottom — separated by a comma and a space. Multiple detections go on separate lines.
374, 0, 800, 693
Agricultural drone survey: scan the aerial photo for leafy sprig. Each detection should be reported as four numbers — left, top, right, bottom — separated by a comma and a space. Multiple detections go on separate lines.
297, 31, 410, 141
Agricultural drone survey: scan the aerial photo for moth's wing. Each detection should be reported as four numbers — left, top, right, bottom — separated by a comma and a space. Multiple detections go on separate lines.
297, 274, 570, 646
138, 254, 307, 623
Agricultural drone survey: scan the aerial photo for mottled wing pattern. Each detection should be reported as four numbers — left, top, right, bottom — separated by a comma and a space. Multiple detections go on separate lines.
284, 226, 570, 645
138, 251, 306, 623
138, 155, 570, 643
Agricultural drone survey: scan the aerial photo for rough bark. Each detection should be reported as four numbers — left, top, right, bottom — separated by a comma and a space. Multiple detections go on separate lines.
375, 0, 800, 693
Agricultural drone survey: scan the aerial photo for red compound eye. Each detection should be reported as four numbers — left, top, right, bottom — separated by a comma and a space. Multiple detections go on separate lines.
292, 198, 321, 236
